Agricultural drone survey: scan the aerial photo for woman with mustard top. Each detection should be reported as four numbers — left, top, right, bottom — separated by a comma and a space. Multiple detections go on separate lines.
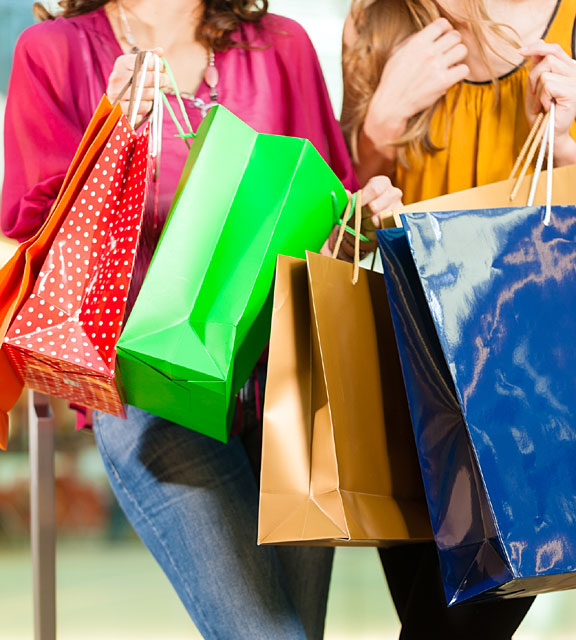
342, 0, 576, 638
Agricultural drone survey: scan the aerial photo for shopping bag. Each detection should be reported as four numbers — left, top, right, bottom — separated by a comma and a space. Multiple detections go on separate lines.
117, 105, 348, 442
258, 247, 432, 544
4, 116, 150, 415
0, 349, 21, 448
376, 115, 576, 603
0, 97, 122, 339
0, 96, 123, 446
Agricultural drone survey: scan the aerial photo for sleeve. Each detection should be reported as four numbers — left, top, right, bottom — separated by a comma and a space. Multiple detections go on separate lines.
1, 23, 88, 242
267, 17, 359, 192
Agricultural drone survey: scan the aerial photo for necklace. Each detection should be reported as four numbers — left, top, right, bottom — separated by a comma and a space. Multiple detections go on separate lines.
116, 0, 219, 115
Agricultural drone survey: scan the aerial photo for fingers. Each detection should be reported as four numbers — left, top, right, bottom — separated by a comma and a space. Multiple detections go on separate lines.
434, 28, 463, 54
528, 52, 575, 92
443, 42, 468, 68
134, 70, 170, 89
117, 98, 154, 118
535, 71, 576, 111
424, 17, 455, 42
360, 175, 403, 228
522, 40, 576, 135
319, 239, 333, 257
519, 40, 572, 63
107, 51, 168, 112
403, 17, 455, 53
361, 175, 397, 206
446, 62, 470, 85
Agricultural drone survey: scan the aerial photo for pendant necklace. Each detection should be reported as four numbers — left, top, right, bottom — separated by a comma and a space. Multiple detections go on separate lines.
116, 0, 219, 117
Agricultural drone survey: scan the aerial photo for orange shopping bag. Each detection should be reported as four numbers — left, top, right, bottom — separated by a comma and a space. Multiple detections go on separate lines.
0, 96, 123, 447
5, 117, 150, 415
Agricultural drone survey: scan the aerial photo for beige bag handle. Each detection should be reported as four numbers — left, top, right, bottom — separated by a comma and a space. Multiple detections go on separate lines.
112, 51, 146, 116
374, 109, 552, 230
332, 190, 363, 284
509, 111, 549, 201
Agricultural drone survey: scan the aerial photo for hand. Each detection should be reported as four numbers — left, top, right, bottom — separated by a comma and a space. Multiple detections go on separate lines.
106, 48, 169, 118
362, 175, 403, 230
320, 177, 403, 259
364, 18, 469, 151
520, 40, 576, 165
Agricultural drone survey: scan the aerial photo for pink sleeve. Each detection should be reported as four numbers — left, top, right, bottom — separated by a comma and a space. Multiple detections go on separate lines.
266, 17, 359, 192
1, 23, 88, 242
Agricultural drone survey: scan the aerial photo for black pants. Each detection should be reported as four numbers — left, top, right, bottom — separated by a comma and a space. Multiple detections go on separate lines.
379, 542, 535, 640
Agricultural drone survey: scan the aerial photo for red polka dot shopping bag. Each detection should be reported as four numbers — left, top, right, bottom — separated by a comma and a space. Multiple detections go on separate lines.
4, 115, 150, 418
0, 96, 123, 448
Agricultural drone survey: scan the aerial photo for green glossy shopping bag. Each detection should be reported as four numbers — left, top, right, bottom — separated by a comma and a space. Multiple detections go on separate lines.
117, 105, 348, 441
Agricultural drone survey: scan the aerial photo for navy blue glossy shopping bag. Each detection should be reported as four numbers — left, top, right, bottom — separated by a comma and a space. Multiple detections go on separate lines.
377, 205, 576, 605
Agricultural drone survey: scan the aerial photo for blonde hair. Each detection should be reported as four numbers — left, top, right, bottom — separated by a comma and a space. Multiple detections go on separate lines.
341, 0, 519, 166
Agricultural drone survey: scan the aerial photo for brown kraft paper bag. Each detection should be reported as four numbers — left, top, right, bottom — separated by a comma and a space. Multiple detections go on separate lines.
258, 250, 432, 545
393, 164, 576, 222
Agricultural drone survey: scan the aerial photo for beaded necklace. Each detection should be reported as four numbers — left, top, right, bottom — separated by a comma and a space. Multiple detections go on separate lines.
116, 0, 219, 116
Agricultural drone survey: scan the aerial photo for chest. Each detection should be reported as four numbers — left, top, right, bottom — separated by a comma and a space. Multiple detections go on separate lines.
163, 42, 211, 96
446, 0, 561, 81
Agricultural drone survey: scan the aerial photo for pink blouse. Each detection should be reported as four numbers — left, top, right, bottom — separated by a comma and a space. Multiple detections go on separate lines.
1, 9, 356, 273
1, 9, 356, 429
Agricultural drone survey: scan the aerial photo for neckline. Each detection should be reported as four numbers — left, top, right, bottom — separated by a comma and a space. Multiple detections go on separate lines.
97, 6, 124, 59
463, 0, 561, 86
96, 6, 212, 103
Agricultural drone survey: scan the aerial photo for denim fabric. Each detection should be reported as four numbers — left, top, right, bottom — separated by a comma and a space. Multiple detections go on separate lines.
93, 404, 333, 639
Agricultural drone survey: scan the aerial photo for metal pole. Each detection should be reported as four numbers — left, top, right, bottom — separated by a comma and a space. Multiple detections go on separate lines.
29, 390, 56, 640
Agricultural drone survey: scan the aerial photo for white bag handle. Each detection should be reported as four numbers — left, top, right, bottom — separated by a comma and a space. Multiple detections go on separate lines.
131, 51, 163, 159
527, 101, 555, 225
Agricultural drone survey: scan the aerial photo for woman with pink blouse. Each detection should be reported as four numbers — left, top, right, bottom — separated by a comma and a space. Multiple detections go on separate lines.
1, 1, 401, 637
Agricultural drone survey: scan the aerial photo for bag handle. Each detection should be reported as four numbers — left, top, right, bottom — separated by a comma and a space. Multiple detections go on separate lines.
508, 112, 545, 185
331, 190, 364, 284
111, 51, 164, 157
161, 57, 196, 148
528, 100, 555, 225
371, 106, 555, 230
130, 51, 164, 158
509, 111, 550, 202
112, 50, 145, 111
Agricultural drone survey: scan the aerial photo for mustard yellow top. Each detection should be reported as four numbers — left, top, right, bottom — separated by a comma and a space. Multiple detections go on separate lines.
396, 0, 576, 204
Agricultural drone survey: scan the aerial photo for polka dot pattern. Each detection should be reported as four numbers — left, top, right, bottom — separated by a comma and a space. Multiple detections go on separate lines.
4, 116, 149, 416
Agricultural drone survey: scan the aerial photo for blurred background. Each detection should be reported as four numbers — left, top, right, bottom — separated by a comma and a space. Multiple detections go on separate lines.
0, 1, 575, 638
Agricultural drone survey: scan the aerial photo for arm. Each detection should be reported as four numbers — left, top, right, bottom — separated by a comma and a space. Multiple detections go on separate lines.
0, 22, 162, 244
343, 16, 469, 186
1, 25, 87, 242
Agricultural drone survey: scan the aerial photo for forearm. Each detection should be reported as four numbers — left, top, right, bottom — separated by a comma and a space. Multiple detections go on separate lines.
355, 110, 407, 186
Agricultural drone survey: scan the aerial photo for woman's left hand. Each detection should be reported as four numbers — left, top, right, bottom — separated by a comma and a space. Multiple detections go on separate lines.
320, 176, 403, 258
520, 40, 576, 165
362, 175, 403, 228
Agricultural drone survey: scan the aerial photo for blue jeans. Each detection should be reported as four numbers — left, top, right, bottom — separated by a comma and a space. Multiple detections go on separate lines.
93, 405, 333, 639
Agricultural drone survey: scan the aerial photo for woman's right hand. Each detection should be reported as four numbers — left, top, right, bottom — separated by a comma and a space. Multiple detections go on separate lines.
363, 17, 469, 152
106, 49, 169, 118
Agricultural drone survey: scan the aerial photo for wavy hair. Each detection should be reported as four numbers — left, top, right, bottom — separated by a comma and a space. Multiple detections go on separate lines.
33, 0, 268, 51
341, 0, 519, 165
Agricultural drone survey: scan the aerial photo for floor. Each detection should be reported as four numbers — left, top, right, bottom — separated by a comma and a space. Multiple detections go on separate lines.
0, 538, 576, 639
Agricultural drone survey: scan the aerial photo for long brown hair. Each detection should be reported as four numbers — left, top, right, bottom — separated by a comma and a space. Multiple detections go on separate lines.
33, 0, 269, 51
341, 0, 518, 165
